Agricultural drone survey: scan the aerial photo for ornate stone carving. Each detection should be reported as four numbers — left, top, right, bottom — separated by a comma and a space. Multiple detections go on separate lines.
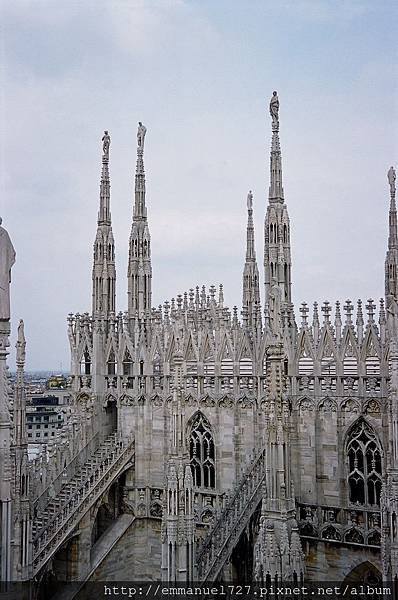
298, 398, 314, 413
0, 218, 16, 320
137, 121, 147, 153
322, 524, 341, 541
247, 190, 253, 210
365, 399, 381, 415
345, 527, 364, 544
341, 398, 359, 414
269, 91, 279, 124
319, 397, 337, 413
150, 502, 163, 518
388, 165, 396, 196
16, 319, 26, 365
102, 130, 110, 159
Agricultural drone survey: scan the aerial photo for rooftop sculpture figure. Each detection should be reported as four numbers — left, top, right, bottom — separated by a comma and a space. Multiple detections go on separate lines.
102, 130, 110, 158
269, 90, 279, 124
16, 319, 26, 366
137, 121, 147, 154
388, 166, 396, 196
247, 190, 253, 210
0, 217, 16, 321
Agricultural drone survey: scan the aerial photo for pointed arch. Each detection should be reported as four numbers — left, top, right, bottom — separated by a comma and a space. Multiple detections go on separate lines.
343, 561, 381, 584
201, 334, 215, 361
80, 346, 91, 375
319, 329, 337, 375
342, 329, 359, 375
297, 331, 315, 375
150, 333, 164, 363
107, 347, 117, 376
122, 348, 133, 376
346, 418, 382, 507
238, 333, 253, 375
184, 334, 198, 375
187, 412, 215, 489
184, 333, 198, 362
202, 334, 215, 376
219, 334, 234, 376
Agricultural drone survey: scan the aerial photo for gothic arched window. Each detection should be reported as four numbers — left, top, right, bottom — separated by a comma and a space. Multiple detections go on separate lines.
80, 347, 91, 375
347, 419, 382, 507
107, 349, 116, 376
189, 413, 215, 489
122, 349, 133, 376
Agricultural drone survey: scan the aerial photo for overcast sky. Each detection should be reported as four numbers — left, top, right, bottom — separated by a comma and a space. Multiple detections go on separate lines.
1, 0, 397, 370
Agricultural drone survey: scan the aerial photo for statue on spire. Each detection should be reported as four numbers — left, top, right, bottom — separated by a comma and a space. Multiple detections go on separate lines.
269, 278, 282, 335
0, 217, 16, 321
388, 166, 396, 196
102, 130, 110, 159
137, 121, 147, 154
269, 91, 279, 124
16, 319, 26, 366
247, 190, 253, 210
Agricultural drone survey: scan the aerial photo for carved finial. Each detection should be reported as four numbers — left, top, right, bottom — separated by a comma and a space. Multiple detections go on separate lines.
201, 285, 206, 306
264, 302, 270, 326
176, 294, 182, 310
16, 319, 26, 366
388, 166, 396, 197
321, 301, 331, 324
218, 283, 224, 307
247, 190, 253, 211
163, 300, 170, 324
379, 298, 386, 324
335, 300, 342, 323
137, 121, 147, 155
269, 91, 279, 126
188, 289, 194, 308
299, 302, 309, 327
366, 298, 376, 323
102, 130, 110, 161
343, 300, 354, 325
312, 302, 320, 340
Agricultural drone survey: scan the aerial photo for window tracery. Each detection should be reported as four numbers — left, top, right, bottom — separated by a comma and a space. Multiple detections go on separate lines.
189, 413, 215, 489
347, 419, 382, 507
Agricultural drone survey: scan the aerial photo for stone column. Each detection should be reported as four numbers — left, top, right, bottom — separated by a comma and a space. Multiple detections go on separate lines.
0, 219, 16, 583
0, 319, 12, 582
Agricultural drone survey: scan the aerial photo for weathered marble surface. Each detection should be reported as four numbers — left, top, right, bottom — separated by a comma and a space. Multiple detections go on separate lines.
0, 218, 16, 321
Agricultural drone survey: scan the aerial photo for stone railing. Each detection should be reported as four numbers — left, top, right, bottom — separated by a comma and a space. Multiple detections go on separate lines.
196, 447, 266, 582
29, 401, 99, 503
32, 432, 135, 576
297, 502, 381, 547
33, 432, 100, 512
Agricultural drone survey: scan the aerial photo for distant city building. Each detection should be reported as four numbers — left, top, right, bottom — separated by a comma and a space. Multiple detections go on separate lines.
26, 395, 65, 443
46, 374, 68, 389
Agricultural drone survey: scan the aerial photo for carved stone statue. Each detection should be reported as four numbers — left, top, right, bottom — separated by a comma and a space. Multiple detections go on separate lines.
269, 279, 282, 334
137, 121, 147, 153
270, 91, 279, 123
102, 130, 110, 158
0, 218, 16, 320
388, 166, 396, 196
16, 319, 26, 365
247, 190, 253, 210
387, 297, 398, 339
